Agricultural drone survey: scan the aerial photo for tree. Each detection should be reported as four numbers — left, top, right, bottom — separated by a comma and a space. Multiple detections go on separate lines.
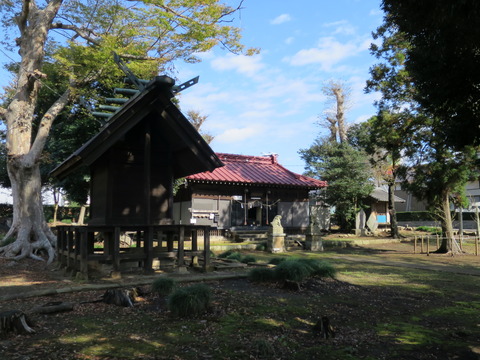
186, 110, 214, 144
367, 4, 478, 252
380, 1, 480, 149
348, 111, 419, 239
300, 140, 374, 231
320, 81, 350, 144
0, 0, 256, 264
300, 82, 373, 232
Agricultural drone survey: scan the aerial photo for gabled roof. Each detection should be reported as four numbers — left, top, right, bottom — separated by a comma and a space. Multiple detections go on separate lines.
186, 153, 327, 189
50, 76, 223, 180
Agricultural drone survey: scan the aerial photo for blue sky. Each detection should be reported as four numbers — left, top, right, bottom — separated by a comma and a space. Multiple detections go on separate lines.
0, 0, 384, 174
176, 0, 384, 173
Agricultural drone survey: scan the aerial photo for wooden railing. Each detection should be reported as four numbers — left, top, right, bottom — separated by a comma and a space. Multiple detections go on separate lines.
55, 224, 213, 278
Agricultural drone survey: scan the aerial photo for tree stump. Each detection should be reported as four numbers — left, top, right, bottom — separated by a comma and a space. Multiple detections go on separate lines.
101, 288, 142, 307
0, 310, 35, 334
313, 316, 335, 339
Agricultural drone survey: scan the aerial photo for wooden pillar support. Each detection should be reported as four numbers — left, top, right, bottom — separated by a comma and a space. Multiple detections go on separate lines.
79, 229, 88, 278
178, 226, 185, 266
113, 227, 120, 271
204, 226, 211, 271
144, 227, 154, 272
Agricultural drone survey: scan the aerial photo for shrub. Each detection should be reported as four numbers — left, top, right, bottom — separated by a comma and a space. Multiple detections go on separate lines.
273, 259, 311, 283
218, 250, 235, 258
268, 257, 287, 265
168, 284, 211, 317
225, 252, 242, 261
248, 268, 276, 283
255, 242, 267, 251
252, 339, 275, 358
241, 255, 257, 264
297, 258, 337, 278
151, 277, 176, 296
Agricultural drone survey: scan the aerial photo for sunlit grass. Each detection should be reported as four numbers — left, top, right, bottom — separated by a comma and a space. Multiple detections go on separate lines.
377, 322, 440, 347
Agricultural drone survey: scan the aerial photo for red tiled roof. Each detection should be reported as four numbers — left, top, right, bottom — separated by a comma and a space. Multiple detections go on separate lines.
186, 153, 327, 188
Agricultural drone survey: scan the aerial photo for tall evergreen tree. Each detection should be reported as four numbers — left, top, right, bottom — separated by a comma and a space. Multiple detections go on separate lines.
300, 140, 374, 231
367, 3, 478, 252
380, 0, 480, 149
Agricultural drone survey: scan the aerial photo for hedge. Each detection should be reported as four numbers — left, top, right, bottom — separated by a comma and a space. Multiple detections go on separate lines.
0, 204, 88, 223
397, 211, 479, 222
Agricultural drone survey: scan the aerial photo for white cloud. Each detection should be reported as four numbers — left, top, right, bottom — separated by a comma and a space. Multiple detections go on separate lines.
215, 125, 265, 143
210, 54, 265, 77
324, 20, 357, 36
285, 36, 369, 71
270, 14, 292, 25
285, 36, 295, 45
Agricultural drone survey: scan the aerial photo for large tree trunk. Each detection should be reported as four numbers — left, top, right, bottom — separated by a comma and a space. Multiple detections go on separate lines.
0, 162, 56, 264
388, 181, 400, 238
437, 191, 455, 253
0, 1, 65, 265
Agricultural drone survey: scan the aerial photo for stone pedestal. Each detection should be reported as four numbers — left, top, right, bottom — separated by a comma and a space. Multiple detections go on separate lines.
305, 234, 323, 251
267, 233, 286, 253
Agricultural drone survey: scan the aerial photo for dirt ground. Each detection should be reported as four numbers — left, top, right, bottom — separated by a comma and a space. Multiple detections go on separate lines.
1, 240, 480, 360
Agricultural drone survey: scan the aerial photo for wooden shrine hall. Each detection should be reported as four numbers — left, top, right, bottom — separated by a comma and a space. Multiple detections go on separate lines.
50, 76, 223, 277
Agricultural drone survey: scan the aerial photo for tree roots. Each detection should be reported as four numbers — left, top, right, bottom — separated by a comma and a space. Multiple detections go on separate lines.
0, 222, 56, 265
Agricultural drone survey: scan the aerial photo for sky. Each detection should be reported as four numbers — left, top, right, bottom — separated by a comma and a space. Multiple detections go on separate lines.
175, 0, 384, 173
0, 0, 384, 175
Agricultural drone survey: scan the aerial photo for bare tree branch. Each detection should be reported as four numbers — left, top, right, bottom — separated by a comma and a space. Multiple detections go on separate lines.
15, 0, 33, 34
27, 87, 72, 166
50, 23, 100, 45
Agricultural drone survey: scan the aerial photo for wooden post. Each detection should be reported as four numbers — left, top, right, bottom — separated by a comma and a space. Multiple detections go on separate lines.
426, 235, 429, 255
113, 227, 120, 271
136, 230, 142, 248
414, 236, 417, 254
421, 235, 424, 253
144, 227, 153, 272
475, 236, 479, 256
192, 229, 198, 251
178, 226, 185, 266
66, 229, 74, 269
436, 234, 440, 249
204, 226, 211, 271
74, 228, 81, 270
80, 229, 88, 278
167, 231, 174, 252
191, 228, 199, 266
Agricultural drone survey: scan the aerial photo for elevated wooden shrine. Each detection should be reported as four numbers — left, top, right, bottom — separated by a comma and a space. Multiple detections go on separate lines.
51, 76, 223, 277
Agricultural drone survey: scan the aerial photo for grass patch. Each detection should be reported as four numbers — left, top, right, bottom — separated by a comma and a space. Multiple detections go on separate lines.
151, 277, 176, 296
168, 284, 211, 317
415, 226, 442, 234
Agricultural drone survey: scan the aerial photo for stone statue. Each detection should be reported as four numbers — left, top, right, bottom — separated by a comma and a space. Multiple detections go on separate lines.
270, 215, 284, 235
